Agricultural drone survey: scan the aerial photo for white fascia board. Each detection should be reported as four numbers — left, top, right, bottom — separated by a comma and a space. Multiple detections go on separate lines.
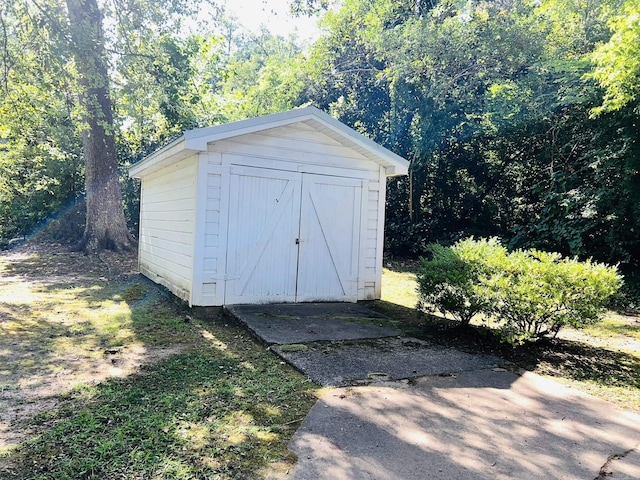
308, 114, 409, 176
128, 135, 198, 178
185, 106, 409, 176
130, 106, 410, 178
183, 108, 319, 151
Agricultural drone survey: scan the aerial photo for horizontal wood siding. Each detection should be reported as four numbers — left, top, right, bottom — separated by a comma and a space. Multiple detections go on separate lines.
210, 125, 379, 179
138, 155, 197, 302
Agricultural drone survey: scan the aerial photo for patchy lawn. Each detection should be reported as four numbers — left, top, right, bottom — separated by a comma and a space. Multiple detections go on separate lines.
0, 244, 316, 479
376, 258, 640, 413
2, 246, 638, 478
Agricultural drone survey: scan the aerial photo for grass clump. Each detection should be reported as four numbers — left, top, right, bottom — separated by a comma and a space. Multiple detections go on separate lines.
119, 283, 147, 302
280, 344, 309, 353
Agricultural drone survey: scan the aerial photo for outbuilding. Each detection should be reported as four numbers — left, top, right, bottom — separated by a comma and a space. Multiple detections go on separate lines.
129, 107, 409, 306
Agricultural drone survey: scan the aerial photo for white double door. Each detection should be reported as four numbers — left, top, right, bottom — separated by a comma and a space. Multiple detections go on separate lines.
224, 165, 363, 304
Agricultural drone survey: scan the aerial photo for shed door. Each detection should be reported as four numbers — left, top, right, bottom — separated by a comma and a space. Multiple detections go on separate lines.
296, 174, 362, 302
224, 166, 301, 304
224, 166, 362, 304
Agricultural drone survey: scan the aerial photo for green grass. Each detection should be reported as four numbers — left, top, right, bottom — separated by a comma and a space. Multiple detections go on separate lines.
581, 314, 640, 341
0, 247, 316, 479
8, 347, 313, 479
381, 265, 419, 309
279, 344, 309, 353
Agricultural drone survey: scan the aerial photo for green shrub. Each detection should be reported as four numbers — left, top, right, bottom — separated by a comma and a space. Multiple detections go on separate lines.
417, 238, 505, 326
481, 249, 623, 343
417, 238, 623, 343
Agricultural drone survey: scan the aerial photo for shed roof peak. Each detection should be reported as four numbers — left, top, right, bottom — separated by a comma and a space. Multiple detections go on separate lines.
129, 107, 409, 178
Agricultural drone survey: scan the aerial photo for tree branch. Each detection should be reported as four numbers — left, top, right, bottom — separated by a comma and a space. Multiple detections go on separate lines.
106, 47, 155, 59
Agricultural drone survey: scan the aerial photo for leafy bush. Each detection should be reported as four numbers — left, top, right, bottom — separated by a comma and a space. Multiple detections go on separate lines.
481, 249, 623, 343
417, 238, 505, 326
417, 238, 623, 343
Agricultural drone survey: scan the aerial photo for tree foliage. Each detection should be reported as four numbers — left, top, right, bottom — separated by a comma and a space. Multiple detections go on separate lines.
217, 28, 307, 120
0, 0, 639, 270
589, 0, 640, 113
0, 0, 221, 249
292, 0, 640, 268
0, 0, 83, 245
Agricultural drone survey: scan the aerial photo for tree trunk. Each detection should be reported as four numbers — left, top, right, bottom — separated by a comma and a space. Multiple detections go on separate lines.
65, 0, 135, 252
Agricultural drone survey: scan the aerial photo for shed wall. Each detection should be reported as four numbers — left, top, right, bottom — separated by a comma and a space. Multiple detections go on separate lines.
194, 123, 385, 305
138, 155, 198, 302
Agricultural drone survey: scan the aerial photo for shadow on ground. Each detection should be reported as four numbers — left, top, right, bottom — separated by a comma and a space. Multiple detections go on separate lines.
1, 246, 315, 479
289, 369, 640, 480
372, 300, 640, 397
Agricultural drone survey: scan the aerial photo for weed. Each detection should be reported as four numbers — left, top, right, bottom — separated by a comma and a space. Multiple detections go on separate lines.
279, 344, 309, 353
119, 283, 147, 302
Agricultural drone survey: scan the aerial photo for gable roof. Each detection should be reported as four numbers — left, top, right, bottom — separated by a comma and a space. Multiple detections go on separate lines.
129, 106, 409, 178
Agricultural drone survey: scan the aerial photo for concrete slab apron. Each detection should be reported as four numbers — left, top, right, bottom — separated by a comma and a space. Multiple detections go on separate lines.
273, 337, 504, 387
289, 369, 640, 480
225, 303, 398, 345
227, 303, 505, 386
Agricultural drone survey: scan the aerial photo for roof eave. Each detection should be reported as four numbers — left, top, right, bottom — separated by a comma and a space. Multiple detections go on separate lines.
129, 135, 197, 178
384, 165, 407, 176
129, 106, 410, 179
182, 109, 319, 151
305, 113, 409, 176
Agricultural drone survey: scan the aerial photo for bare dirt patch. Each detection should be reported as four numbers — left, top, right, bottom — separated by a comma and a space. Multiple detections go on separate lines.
0, 243, 187, 449
1, 344, 184, 448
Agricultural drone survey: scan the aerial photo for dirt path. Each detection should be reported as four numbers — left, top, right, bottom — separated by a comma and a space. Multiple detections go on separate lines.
558, 313, 640, 352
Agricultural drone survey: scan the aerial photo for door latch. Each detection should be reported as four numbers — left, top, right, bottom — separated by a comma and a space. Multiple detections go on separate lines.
295, 238, 300, 245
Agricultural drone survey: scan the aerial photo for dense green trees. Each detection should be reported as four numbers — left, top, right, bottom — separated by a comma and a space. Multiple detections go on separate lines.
0, 2, 309, 249
0, 0, 224, 250
217, 28, 307, 120
0, 1, 82, 243
590, 0, 640, 113
293, 0, 639, 268
0, 0, 638, 267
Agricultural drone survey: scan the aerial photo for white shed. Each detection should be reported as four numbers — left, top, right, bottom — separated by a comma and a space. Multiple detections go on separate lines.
129, 107, 409, 306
